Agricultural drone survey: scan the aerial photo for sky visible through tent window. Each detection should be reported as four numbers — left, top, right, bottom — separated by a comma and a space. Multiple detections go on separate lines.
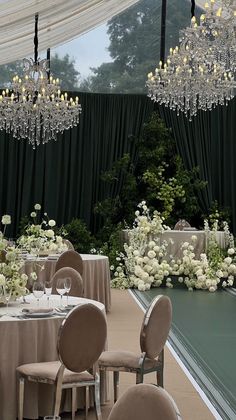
0, 0, 202, 93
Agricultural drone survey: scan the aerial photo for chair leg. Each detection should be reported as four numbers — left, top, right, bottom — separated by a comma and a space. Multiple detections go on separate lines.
136, 372, 143, 384
94, 374, 102, 420
18, 377, 25, 420
85, 386, 89, 419
113, 371, 119, 403
72, 387, 77, 420
157, 368, 164, 387
53, 384, 63, 416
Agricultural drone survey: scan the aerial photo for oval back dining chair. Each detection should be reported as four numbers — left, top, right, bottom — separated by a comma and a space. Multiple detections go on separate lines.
55, 250, 83, 276
63, 239, 75, 250
99, 295, 172, 402
108, 383, 182, 420
51, 267, 83, 297
17, 303, 107, 420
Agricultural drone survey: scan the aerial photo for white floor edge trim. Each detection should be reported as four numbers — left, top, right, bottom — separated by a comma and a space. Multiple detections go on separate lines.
128, 289, 222, 420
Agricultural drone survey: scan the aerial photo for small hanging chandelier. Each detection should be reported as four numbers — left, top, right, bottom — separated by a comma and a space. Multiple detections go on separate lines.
146, 0, 236, 119
0, 14, 82, 148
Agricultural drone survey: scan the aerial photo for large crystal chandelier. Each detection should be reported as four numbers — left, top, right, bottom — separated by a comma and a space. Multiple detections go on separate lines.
147, 0, 236, 119
0, 14, 82, 148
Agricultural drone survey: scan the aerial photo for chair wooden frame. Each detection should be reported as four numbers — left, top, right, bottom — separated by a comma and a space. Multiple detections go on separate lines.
17, 304, 106, 420
99, 295, 172, 402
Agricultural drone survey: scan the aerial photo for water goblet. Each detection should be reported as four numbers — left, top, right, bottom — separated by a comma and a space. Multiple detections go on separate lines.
56, 278, 66, 307
3, 287, 11, 308
64, 277, 72, 306
45, 281, 52, 307
32, 281, 44, 307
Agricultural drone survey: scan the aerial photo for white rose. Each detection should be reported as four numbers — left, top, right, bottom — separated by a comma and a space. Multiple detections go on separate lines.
1, 215, 11, 225
147, 250, 156, 259
34, 204, 41, 210
209, 286, 217, 292
30, 212, 37, 218
148, 241, 156, 249
222, 281, 227, 287
135, 211, 140, 217
133, 250, 140, 257
153, 246, 160, 253
216, 270, 223, 278
48, 219, 56, 227
228, 248, 235, 255
224, 257, 232, 265
191, 235, 197, 242
0, 274, 6, 286
45, 229, 54, 238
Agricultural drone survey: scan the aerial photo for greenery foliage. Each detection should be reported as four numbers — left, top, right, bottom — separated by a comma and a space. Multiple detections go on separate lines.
95, 112, 207, 242
64, 218, 96, 254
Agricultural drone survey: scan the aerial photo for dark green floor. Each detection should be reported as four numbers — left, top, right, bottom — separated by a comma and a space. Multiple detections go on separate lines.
132, 287, 236, 420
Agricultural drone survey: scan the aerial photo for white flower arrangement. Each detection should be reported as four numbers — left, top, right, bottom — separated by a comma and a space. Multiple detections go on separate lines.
111, 203, 236, 292
0, 233, 31, 300
17, 205, 67, 255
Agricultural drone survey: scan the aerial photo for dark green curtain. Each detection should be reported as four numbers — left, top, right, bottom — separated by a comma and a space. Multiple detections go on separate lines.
159, 97, 236, 232
0, 92, 154, 237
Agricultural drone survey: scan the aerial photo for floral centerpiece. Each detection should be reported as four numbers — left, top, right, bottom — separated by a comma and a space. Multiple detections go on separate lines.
17, 204, 68, 255
0, 232, 31, 302
111, 202, 236, 292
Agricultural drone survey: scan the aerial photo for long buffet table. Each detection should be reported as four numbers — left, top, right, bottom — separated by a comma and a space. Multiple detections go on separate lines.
121, 229, 226, 259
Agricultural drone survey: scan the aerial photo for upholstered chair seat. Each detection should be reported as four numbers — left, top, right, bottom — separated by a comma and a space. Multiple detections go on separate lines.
99, 351, 160, 370
17, 361, 94, 384
99, 295, 172, 402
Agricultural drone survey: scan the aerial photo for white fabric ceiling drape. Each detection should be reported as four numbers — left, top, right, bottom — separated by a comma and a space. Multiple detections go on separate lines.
0, 0, 140, 64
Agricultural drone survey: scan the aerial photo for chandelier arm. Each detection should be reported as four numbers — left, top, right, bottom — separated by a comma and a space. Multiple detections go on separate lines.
191, 0, 195, 18
34, 13, 39, 64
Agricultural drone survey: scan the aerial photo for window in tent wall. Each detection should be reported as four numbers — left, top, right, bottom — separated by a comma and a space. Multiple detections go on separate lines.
0, 0, 203, 94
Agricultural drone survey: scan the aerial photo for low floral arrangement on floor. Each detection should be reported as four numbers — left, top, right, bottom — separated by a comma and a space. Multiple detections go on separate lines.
111, 202, 236, 292
17, 204, 68, 255
0, 232, 32, 301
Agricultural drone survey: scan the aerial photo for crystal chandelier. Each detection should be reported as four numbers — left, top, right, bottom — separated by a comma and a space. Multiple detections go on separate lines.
0, 14, 82, 148
147, 0, 236, 119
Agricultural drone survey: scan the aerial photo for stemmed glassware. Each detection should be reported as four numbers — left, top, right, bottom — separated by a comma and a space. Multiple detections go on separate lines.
32, 281, 44, 307
3, 286, 11, 308
44, 281, 52, 307
64, 278, 71, 306
56, 278, 66, 307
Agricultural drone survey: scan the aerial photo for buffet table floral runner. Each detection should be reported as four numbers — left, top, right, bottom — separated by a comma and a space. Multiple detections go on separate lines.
111, 202, 236, 292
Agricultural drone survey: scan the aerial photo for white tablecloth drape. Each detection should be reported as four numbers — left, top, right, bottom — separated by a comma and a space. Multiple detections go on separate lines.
23, 253, 111, 312
0, 295, 108, 420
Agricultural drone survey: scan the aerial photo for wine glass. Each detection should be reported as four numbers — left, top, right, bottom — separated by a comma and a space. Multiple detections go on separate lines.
44, 281, 52, 307
32, 281, 44, 307
3, 286, 11, 308
64, 278, 72, 306
56, 278, 66, 307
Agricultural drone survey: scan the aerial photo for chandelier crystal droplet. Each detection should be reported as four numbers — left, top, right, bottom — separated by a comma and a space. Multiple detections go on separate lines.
146, 0, 236, 119
0, 14, 82, 148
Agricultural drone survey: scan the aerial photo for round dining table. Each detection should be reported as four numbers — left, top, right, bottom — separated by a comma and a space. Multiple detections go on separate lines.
0, 294, 108, 420
22, 253, 111, 311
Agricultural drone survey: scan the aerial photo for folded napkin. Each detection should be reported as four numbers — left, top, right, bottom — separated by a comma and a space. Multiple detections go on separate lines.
22, 307, 53, 314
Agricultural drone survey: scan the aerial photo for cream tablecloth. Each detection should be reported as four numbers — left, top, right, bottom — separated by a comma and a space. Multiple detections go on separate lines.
0, 294, 108, 420
121, 229, 226, 259
23, 254, 111, 311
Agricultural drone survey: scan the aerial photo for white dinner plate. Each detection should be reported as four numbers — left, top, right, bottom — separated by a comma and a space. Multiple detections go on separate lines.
23, 310, 54, 318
